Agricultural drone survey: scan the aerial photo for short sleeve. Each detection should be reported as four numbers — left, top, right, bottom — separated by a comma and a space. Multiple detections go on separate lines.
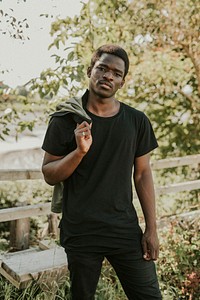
42, 116, 76, 156
135, 114, 158, 157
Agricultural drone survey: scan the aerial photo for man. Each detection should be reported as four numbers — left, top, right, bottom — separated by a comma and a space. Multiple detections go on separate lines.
42, 44, 162, 299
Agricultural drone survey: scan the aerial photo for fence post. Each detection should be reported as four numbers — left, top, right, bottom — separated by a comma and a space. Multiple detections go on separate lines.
48, 213, 59, 239
10, 217, 30, 250
9, 200, 30, 250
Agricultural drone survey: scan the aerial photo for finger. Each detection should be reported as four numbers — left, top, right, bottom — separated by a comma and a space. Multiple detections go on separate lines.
149, 243, 159, 261
152, 248, 159, 261
75, 127, 92, 140
142, 240, 149, 260
81, 130, 89, 138
75, 125, 90, 136
143, 250, 151, 261
76, 121, 90, 129
75, 122, 87, 133
150, 248, 156, 260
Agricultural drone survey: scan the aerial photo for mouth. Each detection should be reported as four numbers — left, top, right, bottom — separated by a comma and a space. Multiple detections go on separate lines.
98, 80, 113, 89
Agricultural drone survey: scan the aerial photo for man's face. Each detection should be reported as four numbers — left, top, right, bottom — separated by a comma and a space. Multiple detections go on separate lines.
87, 53, 125, 99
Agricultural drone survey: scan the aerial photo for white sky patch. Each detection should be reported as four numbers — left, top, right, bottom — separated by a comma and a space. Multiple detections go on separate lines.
0, 0, 87, 88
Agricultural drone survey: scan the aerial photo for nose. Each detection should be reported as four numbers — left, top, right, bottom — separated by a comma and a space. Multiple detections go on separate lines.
103, 71, 113, 80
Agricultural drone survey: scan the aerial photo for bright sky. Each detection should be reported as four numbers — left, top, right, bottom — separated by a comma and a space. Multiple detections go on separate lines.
0, 0, 86, 88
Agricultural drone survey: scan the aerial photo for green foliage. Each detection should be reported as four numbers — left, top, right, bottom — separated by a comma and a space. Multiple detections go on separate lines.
1, 0, 199, 157
0, 180, 51, 209
158, 218, 200, 299
0, 2, 199, 296
152, 163, 200, 218
30, 0, 200, 159
0, 181, 52, 250
0, 90, 47, 140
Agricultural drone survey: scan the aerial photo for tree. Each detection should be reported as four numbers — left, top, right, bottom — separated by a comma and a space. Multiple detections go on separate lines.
1, 0, 199, 157
0, 1, 30, 73
0, 1, 33, 140
31, 0, 200, 158
0, 7, 29, 40
0, 1, 49, 140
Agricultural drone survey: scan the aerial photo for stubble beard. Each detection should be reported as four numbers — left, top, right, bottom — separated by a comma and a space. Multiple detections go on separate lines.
91, 83, 116, 100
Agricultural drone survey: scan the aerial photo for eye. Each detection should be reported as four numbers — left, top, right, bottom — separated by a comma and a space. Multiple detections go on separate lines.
97, 66, 106, 72
115, 72, 122, 77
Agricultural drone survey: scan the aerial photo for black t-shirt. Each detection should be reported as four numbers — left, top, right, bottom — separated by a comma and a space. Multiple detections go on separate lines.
42, 100, 158, 252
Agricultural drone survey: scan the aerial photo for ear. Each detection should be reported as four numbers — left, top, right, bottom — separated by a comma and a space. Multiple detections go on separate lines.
87, 67, 92, 78
120, 80, 125, 88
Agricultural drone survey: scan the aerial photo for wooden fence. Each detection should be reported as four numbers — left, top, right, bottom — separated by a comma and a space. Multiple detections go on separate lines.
0, 153, 199, 288
0, 153, 199, 224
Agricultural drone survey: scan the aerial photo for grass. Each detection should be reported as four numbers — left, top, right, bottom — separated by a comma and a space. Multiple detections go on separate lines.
0, 266, 126, 300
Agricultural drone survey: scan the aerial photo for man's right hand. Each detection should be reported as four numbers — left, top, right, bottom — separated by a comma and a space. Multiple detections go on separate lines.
74, 121, 93, 155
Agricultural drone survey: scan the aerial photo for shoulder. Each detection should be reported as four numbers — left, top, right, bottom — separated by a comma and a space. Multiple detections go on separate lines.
45, 114, 76, 141
42, 114, 76, 156
49, 113, 75, 129
121, 102, 148, 121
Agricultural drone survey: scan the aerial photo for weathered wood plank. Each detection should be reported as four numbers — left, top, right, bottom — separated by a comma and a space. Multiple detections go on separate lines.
157, 210, 200, 228
0, 247, 68, 289
0, 248, 41, 282
156, 179, 200, 195
39, 239, 58, 250
0, 248, 39, 288
0, 169, 43, 181
1, 247, 67, 277
0, 263, 22, 289
0, 203, 51, 222
151, 154, 200, 170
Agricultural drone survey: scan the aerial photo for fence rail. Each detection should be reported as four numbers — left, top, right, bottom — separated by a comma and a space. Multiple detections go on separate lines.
150, 153, 200, 169
0, 203, 51, 222
0, 169, 43, 181
0, 154, 199, 223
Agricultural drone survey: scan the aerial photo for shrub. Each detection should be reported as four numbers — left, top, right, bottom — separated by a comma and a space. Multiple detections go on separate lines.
157, 217, 200, 300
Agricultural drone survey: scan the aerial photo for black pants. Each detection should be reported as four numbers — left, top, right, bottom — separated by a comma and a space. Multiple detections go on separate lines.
66, 248, 162, 300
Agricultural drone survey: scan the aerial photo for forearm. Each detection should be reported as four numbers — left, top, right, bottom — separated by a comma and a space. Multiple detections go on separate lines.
134, 154, 159, 260
134, 168, 157, 230
42, 148, 85, 185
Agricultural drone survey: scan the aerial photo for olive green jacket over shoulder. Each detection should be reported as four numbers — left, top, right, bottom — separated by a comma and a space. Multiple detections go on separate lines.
50, 94, 91, 123
50, 92, 91, 213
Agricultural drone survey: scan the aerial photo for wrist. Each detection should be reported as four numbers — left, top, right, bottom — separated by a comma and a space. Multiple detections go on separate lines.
145, 222, 157, 232
74, 147, 88, 158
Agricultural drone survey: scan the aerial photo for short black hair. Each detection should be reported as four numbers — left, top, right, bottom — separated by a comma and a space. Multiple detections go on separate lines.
90, 44, 129, 78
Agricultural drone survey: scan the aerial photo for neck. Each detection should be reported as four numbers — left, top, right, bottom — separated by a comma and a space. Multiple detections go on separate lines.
86, 91, 120, 117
